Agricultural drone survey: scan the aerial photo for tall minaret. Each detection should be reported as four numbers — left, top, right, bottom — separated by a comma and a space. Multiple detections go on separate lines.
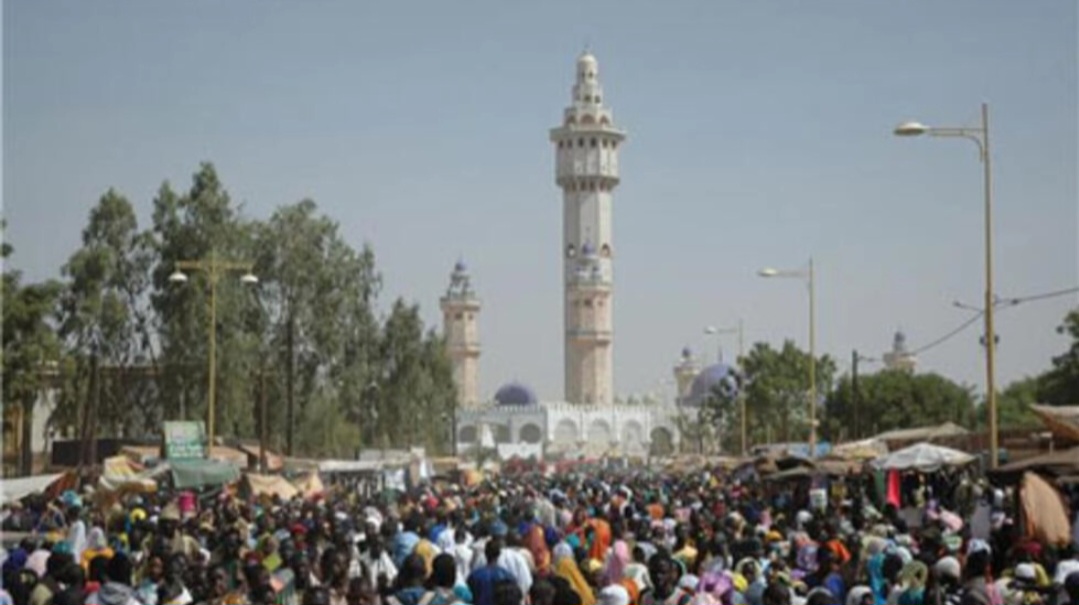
673, 347, 700, 403
440, 260, 481, 409
550, 52, 626, 405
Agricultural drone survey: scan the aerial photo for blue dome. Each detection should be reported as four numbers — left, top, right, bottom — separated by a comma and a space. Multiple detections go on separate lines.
684, 363, 739, 406
580, 242, 596, 257
454, 259, 467, 273
681, 346, 692, 359
495, 382, 538, 406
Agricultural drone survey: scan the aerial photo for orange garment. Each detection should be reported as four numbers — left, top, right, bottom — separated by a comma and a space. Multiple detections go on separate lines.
588, 519, 612, 562
556, 556, 597, 605
647, 504, 664, 521
825, 539, 851, 565
81, 548, 114, 571
620, 579, 641, 605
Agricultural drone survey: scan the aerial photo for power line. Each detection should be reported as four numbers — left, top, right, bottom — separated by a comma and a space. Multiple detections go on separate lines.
912, 311, 984, 355
917, 285, 1078, 356
1001, 285, 1079, 306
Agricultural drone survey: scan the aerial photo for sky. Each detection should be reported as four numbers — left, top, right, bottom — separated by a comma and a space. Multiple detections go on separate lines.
4, 2, 1077, 403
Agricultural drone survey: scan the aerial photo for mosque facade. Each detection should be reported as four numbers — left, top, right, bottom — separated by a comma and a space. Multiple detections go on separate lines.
444, 53, 742, 461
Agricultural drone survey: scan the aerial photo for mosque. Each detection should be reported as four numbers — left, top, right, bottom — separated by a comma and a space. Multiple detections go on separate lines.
441, 52, 740, 461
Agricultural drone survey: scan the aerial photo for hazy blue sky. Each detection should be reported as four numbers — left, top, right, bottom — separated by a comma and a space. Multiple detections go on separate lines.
5, 2, 1077, 403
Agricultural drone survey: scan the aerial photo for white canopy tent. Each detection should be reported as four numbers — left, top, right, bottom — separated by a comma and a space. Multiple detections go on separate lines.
0, 473, 65, 504
871, 442, 975, 472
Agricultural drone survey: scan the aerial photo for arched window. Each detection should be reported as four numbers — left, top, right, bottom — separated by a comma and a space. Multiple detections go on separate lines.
595, 96, 601, 104
566, 244, 576, 258
583, 94, 591, 103
601, 139, 608, 148
578, 138, 585, 147
581, 114, 596, 125
565, 116, 577, 126
590, 138, 597, 148
600, 116, 610, 126
600, 244, 611, 257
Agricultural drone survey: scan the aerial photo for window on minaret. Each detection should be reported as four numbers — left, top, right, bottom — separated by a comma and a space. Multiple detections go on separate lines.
578, 138, 584, 147
595, 96, 601, 104
455, 313, 463, 320
590, 138, 597, 148
601, 244, 611, 257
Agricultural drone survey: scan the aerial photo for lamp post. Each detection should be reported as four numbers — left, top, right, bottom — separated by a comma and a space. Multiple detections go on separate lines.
169, 250, 258, 456
705, 322, 747, 455
704, 321, 744, 364
759, 258, 817, 457
893, 102, 998, 468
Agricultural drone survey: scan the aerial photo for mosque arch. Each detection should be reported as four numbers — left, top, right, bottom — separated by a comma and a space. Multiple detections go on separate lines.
588, 419, 612, 445
458, 425, 477, 443
650, 427, 675, 456
553, 419, 578, 444
519, 424, 543, 444
622, 421, 644, 449
494, 424, 511, 444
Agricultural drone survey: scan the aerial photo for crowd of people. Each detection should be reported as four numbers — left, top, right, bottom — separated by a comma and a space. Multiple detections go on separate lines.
3, 466, 1078, 605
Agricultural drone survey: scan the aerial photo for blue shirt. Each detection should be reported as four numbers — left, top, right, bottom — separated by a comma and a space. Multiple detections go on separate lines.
467, 565, 514, 605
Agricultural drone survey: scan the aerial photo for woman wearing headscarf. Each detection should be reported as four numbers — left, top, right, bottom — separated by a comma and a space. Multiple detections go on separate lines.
604, 542, 630, 588
554, 543, 596, 605
81, 527, 115, 570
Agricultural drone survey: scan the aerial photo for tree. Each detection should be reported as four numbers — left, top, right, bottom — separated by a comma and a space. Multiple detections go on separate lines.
149, 164, 260, 440
825, 370, 975, 440
2, 228, 62, 474
251, 200, 381, 454
992, 376, 1041, 430
739, 340, 836, 446
55, 190, 157, 439
1038, 308, 1079, 406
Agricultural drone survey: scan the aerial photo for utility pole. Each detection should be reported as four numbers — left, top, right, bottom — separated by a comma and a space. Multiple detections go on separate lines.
852, 350, 861, 441
286, 315, 295, 456
259, 367, 267, 472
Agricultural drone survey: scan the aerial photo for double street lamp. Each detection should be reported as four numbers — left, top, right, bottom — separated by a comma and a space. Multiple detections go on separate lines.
893, 103, 998, 468
759, 258, 817, 457
169, 251, 258, 455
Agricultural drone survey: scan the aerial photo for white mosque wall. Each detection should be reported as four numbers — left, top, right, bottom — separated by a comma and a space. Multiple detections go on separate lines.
455, 401, 682, 460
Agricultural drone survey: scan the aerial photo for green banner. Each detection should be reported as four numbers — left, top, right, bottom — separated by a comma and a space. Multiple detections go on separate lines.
163, 421, 207, 460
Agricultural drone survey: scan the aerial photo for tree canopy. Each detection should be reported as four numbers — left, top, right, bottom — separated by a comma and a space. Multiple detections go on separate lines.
4, 163, 457, 463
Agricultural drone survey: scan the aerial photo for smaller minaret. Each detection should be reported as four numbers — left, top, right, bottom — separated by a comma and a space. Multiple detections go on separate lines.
440, 260, 481, 409
673, 346, 700, 404
883, 329, 917, 373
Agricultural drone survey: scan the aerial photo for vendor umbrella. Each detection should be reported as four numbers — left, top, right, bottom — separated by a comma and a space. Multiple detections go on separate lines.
871, 442, 974, 473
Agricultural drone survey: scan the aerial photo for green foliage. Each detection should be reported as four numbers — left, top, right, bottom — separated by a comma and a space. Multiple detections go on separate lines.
990, 376, 1041, 430
2, 228, 62, 473
737, 340, 836, 447
825, 370, 975, 440
1038, 308, 1079, 406
55, 190, 157, 437
4, 163, 456, 459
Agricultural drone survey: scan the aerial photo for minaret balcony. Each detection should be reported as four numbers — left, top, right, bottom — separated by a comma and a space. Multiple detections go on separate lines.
447, 343, 481, 356
567, 329, 612, 343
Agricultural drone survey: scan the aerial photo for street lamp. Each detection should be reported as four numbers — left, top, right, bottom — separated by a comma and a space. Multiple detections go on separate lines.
169, 251, 257, 456
758, 258, 817, 457
704, 321, 744, 364
893, 103, 998, 468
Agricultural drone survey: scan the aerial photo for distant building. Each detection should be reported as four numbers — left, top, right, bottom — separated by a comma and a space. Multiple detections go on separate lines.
883, 330, 917, 372
444, 53, 687, 459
